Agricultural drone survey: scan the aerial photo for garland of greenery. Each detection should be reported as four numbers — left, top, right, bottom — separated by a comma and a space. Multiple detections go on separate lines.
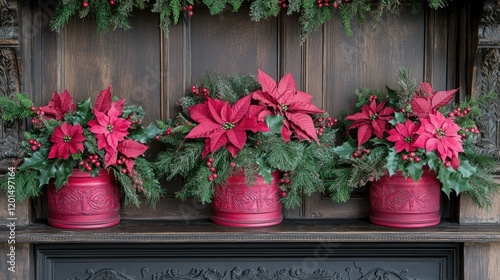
50, 0, 450, 41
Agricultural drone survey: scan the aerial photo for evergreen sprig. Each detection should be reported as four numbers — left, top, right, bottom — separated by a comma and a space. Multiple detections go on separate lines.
50, 0, 451, 41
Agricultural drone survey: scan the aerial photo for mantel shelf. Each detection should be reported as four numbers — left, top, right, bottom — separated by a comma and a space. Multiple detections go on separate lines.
3, 219, 500, 244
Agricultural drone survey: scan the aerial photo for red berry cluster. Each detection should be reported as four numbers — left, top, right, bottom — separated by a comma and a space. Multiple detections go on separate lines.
316, 0, 330, 8
155, 127, 173, 141
79, 154, 101, 171
401, 152, 421, 162
368, 94, 378, 102
315, 116, 337, 136
191, 85, 210, 98
109, 0, 115, 5
206, 157, 218, 181
278, 0, 288, 8
352, 148, 370, 158
448, 107, 471, 118
279, 172, 292, 185
29, 106, 45, 126
460, 126, 480, 139
182, 5, 194, 17
82, 1, 89, 8
28, 139, 42, 151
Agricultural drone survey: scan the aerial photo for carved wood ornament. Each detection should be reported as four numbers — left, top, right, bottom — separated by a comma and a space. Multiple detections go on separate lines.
474, 1, 500, 158
0, 0, 21, 162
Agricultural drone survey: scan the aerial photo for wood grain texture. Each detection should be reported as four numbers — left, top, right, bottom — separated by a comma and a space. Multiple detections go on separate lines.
464, 242, 500, 280
0, 243, 31, 280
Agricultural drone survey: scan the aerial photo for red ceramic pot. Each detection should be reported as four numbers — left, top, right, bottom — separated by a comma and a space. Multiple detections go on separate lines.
47, 169, 120, 229
211, 171, 283, 227
369, 169, 441, 228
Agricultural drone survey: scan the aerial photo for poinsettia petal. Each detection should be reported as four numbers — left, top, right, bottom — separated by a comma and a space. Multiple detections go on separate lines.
124, 158, 135, 173
185, 122, 221, 139
287, 102, 324, 115
230, 94, 251, 123
356, 125, 373, 147
411, 98, 433, 118
104, 150, 118, 167
225, 143, 240, 158
251, 90, 279, 111
188, 104, 213, 124
225, 128, 247, 150
48, 143, 61, 159
111, 99, 126, 115
431, 89, 458, 110
419, 82, 435, 98
280, 120, 292, 142
94, 86, 113, 114
277, 73, 297, 104
207, 97, 225, 124
425, 138, 439, 152
107, 105, 121, 119
257, 69, 277, 97
286, 112, 318, 142
346, 112, 370, 121
209, 130, 228, 153
118, 140, 149, 159
451, 156, 460, 170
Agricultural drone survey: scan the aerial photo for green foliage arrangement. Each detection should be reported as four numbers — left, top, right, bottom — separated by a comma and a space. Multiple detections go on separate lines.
50, 0, 451, 42
0, 88, 163, 206
323, 70, 500, 207
153, 70, 336, 208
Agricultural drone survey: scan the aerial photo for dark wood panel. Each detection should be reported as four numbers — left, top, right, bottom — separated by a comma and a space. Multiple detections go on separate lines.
46, 9, 162, 123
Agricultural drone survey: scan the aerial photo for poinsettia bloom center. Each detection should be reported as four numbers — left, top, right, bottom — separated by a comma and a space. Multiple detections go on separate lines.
369, 113, 378, 120
222, 122, 236, 130
63, 135, 71, 143
435, 128, 445, 138
404, 136, 413, 143
107, 124, 114, 132
281, 104, 288, 111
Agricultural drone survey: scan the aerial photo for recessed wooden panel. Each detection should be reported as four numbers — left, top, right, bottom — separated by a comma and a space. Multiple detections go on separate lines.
47, 9, 162, 123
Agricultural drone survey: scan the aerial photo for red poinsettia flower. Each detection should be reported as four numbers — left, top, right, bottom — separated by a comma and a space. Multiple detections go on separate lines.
93, 85, 125, 115
185, 94, 269, 158
413, 111, 463, 169
410, 82, 458, 119
41, 90, 76, 120
251, 69, 324, 142
88, 106, 131, 153
48, 122, 86, 159
346, 100, 395, 147
386, 121, 420, 153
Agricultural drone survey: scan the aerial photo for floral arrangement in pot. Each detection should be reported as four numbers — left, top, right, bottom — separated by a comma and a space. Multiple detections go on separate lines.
0, 87, 163, 228
154, 69, 336, 227
325, 70, 500, 228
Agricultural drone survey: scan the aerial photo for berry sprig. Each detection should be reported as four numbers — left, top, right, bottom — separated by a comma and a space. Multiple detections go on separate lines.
28, 139, 43, 151
182, 5, 194, 17
352, 148, 370, 159
315, 116, 337, 136
459, 125, 480, 139
448, 106, 471, 118
82, 1, 89, 8
79, 154, 101, 171
278, 0, 288, 8
191, 85, 210, 98
206, 157, 218, 181
401, 152, 421, 162
155, 126, 173, 141
29, 106, 45, 126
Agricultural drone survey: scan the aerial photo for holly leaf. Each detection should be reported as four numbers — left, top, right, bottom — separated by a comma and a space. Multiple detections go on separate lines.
425, 150, 440, 171
74, 98, 93, 125
457, 159, 476, 178
265, 114, 283, 134
389, 112, 407, 126
37, 163, 57, 187
385, 147, 399, 176
256, 156, 274, 184
333, 137, 358, 159
128, 123, 163, 143
18, 148, 49, 171
406, 161, 425, 182
117, 140, 148, 159
53, 161, 74, 189
386, 86, 399, 108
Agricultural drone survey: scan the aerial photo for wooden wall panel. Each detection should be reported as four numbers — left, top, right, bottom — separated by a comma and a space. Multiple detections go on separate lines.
464, 242, 500, 280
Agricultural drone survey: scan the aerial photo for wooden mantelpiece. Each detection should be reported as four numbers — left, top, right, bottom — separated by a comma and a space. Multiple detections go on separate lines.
2, 219, 500, 244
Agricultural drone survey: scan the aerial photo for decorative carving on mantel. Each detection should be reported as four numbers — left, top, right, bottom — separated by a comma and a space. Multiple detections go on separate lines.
473, 1, 500, 158
0, 0, 18, 39
0, 0, 21, 163
66, 265, 418, 280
